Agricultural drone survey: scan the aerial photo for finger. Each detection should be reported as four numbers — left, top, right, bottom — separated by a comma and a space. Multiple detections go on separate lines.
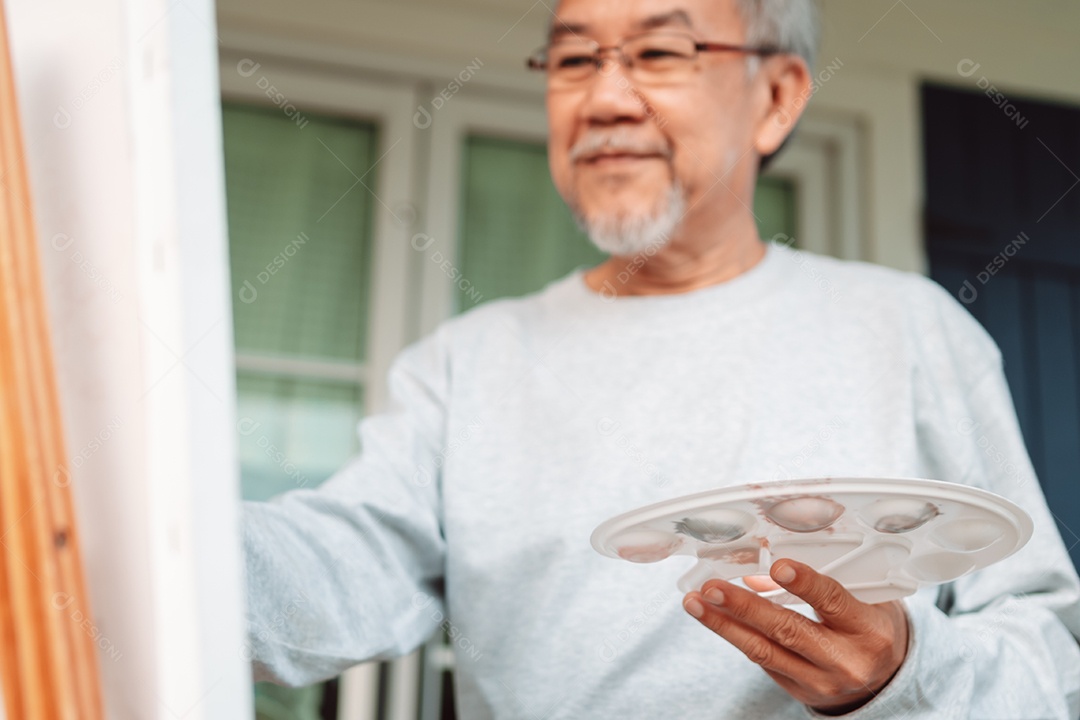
770, 560, 867, 632
683, 591, 825, 683
743, 574, 782, 592
697, 579, 848, 667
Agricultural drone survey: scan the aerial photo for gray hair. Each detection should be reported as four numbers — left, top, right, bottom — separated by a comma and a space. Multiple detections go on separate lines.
735, 0, 820, 75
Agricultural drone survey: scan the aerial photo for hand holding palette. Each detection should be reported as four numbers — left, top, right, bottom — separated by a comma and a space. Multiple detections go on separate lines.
590, 477, 1032, 604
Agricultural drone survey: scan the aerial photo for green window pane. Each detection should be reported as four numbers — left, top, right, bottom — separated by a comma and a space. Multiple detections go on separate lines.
457, 135, 606, 309
222, 103, 378, 362
236, 372, 363, 501
254, 683, 324, 720
754, 175, 798, 246
457, 135, 799, 307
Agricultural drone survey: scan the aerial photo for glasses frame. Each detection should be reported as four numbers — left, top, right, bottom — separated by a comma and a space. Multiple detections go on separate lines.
526, 31, 784, 83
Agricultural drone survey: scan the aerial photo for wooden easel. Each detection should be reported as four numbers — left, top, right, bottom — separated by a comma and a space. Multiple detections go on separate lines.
0, 2, 105, 717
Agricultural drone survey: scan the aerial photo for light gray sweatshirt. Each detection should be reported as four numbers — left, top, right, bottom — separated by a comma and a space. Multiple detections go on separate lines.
242, 242, 1080, 719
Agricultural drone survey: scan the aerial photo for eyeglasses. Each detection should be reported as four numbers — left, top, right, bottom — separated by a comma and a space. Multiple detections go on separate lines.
527, 31, 782, 88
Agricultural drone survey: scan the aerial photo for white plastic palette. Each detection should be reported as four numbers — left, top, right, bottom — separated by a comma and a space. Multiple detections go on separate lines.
591, 477, 1033, 604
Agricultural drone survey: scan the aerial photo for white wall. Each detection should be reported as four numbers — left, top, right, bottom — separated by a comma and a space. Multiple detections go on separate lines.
214, 0, 1080, 274
7, 0, 251, 716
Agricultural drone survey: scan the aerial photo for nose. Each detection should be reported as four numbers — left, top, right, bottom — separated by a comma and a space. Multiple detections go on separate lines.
577, 54, 650, 127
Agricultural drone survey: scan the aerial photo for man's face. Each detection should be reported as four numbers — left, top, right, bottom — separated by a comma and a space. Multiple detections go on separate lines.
546, 0, 763, 255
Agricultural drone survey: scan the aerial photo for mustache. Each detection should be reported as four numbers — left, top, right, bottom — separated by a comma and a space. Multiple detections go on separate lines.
569, 131, 673, 163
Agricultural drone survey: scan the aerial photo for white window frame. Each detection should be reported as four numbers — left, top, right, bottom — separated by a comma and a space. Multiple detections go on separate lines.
419, 96, 867, 333
766, 113, 866, 260
418, 94, 550, 336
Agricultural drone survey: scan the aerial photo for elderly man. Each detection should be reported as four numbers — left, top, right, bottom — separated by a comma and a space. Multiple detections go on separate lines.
243, 0, 1080, 717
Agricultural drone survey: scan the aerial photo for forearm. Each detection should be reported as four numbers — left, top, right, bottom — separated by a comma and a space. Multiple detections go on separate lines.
243, 473, 446, 686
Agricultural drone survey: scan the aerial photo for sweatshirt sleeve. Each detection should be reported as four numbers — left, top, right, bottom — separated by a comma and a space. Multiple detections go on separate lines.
241, 329, 451, 687
813, 283, 1080, 719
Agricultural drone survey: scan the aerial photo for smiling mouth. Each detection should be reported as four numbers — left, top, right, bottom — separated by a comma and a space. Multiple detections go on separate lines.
581, 153, 664, 165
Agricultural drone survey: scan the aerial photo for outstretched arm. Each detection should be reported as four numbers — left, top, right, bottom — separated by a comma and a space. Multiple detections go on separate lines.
242, 330, 452, 687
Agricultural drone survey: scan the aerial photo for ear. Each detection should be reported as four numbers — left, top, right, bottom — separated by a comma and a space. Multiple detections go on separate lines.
752, 54, 813, 157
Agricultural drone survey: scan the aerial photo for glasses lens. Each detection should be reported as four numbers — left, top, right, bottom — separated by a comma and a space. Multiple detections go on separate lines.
546, 42, 598, 84
624, 34, 697, 83
539, 34, 698, 87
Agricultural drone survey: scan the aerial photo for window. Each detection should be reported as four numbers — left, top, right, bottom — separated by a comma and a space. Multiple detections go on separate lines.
754, 176, 798, 244
224, 100, 380, 719
220, 53, 420, 719
457, 134, 606, 307
224, 103, 378, 503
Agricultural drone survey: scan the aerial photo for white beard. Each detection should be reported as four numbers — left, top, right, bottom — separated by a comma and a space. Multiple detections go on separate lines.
573, 182, 686, 257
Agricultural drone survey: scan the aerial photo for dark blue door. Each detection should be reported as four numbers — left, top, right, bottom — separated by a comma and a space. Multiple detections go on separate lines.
923, 83, 1080, 569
